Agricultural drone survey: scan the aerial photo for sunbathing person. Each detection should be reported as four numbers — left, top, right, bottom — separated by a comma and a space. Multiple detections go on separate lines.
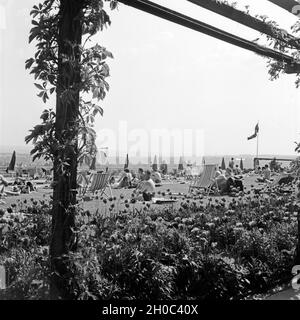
10, 180, 35, 194
137, 168, 144, 180
130, 169, 143, 188
13, 177, 26, 186
226, 177, 244, 194
109, 176, 116, 185
229, 158, 235, 169
1, 185, 21, 196
0, 175, 9, 187
25, 181, 35, 193
213, 171, 227, 193
0, 175, 20, 197
112, 169, 133, 189
233, 165, 241, 175
133, 170, 156, 201
151, 170, 162, 184
216, 168, 244, 195
257, 164, 271, 182
184, 166, 193, 180
255, 166, 262, 174
278, 175, 294, 185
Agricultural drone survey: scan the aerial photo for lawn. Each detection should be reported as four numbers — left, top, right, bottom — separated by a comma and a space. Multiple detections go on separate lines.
0, 174, 263, 213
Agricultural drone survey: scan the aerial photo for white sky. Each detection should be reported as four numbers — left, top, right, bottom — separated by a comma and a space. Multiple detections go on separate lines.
1, 0, 300, 158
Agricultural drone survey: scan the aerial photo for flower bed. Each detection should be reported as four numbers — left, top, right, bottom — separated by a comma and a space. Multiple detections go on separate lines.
0, 188, 299, 300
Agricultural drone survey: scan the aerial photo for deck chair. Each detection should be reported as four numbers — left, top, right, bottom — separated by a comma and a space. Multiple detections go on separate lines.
82, 172, 112, 199
2, 188, 21, 196
189, 164, 218, 194
28, 168, 37, 179
263, 173, 296, 194
267, 174, 283, 187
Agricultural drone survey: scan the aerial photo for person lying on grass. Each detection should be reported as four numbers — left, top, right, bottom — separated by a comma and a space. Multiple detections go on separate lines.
5, 178, 36, 194
133, 170, 156, 201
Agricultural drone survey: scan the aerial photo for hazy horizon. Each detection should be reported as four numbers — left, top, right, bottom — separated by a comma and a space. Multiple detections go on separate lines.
0, 144, 298, 158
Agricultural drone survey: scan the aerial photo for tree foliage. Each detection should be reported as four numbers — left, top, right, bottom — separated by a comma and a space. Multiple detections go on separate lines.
215, 1, 300, 86
25, 0, 117, 166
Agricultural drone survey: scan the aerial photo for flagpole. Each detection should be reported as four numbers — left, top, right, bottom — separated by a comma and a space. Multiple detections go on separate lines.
256, 131, 259, 159
256, 121, 259, 159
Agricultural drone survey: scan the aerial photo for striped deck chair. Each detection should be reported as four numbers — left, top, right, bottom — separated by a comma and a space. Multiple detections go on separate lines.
83, 172, 112, 198
189, 164, 218, 194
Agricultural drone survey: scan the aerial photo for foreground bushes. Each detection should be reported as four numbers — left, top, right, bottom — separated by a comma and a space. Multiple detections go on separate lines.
0, 191, 298, 300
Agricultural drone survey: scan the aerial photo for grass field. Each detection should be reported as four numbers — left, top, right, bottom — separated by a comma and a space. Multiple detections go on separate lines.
0, 174, 267, 213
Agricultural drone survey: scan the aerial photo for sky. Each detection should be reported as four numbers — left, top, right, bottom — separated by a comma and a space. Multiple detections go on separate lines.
1, 0, 300, 160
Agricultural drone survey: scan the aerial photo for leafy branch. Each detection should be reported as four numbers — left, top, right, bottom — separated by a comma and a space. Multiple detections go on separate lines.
25, 0, 116, 168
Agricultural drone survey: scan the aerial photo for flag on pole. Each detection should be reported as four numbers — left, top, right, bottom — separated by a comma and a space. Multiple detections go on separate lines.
247, 123, 259, 140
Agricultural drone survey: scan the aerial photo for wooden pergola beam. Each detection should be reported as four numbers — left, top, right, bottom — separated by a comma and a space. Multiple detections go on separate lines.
118, 0, 300, 72
267, 0, 300, 16
188, 0, 300, 49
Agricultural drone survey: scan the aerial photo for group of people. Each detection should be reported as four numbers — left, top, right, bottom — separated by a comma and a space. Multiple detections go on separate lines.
256, 164, 295, 186
107, 168, 163, 201
0, 174, 36, 196
256, 164, 271, 182
133, 170, 157, 201
110, 162, 246, 198
213, 167, 244, 195
228, 158, 244, 175
111, 168, 163, 190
